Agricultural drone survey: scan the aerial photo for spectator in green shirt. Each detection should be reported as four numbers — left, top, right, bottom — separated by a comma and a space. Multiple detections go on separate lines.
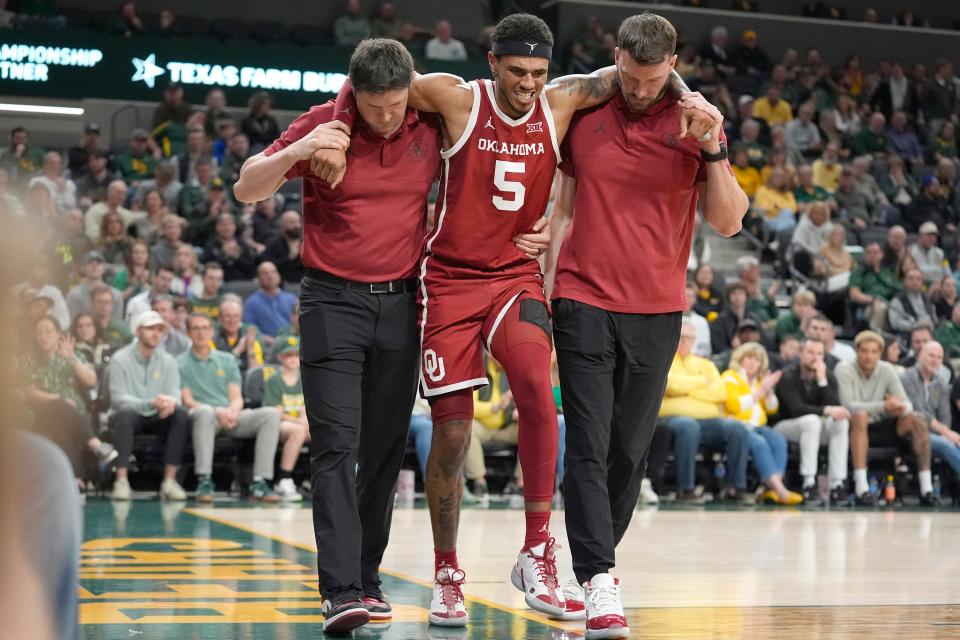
776, 289, 818, 346
269, 301, 300, 363
179, 312, 280, 503
738, 118, 768, 170
114, 129, 158, 187
91, 285, 133, 349
736, 255, 779, 325
930, 121, 958, 164
263, 337, 310, 502
794, 164, 837, 215
0, 126, 45, 184
188, 262, 224, 322
334, 0, 372, 47
849, 242, 902, 330
852, 112, 888, 157
19, 316, 116, 486
935, 300, 960, 359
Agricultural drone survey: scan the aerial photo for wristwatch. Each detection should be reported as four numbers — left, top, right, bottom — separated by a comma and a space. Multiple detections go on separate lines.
701, 140, 727, 162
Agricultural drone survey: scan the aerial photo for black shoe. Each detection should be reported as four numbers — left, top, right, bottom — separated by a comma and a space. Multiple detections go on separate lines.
362, 583, 392, 621
919, 492, 942, 507
802, 485, 821, 504
322, 592, 369, 634
829, 486, 850, 506
855, 492, 877, 507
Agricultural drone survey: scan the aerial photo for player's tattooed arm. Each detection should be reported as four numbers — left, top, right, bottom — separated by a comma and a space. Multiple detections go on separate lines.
548, 67, 690, 112
546, 65, 619, 111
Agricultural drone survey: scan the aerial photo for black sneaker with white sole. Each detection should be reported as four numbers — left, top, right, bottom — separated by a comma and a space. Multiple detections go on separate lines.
322, 593, 369, 634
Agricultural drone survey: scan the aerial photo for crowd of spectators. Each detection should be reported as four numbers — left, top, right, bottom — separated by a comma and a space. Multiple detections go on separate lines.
0, 1, 482, 63
6, 3, 960, 508
3, 79, 315, 503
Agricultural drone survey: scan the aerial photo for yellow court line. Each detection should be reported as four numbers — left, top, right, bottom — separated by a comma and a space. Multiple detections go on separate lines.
183, 507, 581, 635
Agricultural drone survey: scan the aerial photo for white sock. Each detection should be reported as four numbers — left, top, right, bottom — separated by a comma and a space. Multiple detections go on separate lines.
802, 475, 816, 489
919, 470, 933, 495
854, 469, 869, 495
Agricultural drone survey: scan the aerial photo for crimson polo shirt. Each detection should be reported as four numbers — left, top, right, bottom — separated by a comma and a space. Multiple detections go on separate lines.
555, 92, 728, 314
264, 101, 441, 282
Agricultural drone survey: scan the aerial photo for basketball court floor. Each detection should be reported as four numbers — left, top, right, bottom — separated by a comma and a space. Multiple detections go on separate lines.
80, 499, 960, 639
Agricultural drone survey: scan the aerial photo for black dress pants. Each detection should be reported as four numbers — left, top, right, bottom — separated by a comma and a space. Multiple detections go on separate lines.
299, 270, 420, 600
113, 406, 189, 469
553, 298, 681, 584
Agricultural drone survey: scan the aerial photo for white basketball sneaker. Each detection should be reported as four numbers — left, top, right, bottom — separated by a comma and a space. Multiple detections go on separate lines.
555, 579, 586, 620
511, 537, 565, 617
428, 566, 468, 627
584, 573, 629, 639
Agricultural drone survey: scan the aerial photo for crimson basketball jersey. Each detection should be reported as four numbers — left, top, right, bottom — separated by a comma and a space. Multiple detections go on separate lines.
426, 79, 560, 275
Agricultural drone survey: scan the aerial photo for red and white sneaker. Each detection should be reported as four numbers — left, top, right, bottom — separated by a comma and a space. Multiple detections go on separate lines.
552, 579, 586, 620
428, 566, 469, 627
584, 573, 629, 639
511, 538, 565, 617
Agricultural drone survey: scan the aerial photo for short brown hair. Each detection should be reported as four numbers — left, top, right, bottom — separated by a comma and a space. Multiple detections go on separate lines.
617, 13, 677, 65
349, 38, 415, 94
90, 284, 113, 302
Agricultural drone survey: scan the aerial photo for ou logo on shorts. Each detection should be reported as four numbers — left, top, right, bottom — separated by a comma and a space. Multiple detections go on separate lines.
423, 349, 446, 382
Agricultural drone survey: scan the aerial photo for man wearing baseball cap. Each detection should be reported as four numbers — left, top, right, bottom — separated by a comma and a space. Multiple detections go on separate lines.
106, 310, 189, 501
263, 336, 310, 502
68, 123, 103, 178
65, 251, 124, 322
115, 129, 157, 185
910, 221, 950, 284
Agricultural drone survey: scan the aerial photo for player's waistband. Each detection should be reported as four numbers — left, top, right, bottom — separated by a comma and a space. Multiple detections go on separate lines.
304, 268, 418, 295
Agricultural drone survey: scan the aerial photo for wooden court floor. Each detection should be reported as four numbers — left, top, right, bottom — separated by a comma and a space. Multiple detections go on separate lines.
79, 500, 960, 639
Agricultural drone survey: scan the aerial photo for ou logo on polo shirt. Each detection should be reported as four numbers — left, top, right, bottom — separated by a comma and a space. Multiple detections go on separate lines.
217, 369, 225, 377
408, 140, 427, 161
423, 349, 445, 382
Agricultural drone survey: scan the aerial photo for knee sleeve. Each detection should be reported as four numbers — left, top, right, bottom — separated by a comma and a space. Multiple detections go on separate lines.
429, 389, 474, 425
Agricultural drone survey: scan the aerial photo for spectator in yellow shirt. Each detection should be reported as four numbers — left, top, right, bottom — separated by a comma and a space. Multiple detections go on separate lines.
659, 319, 754, 504
752, 85, 793, 127
812, 143, 843, 193
754, 167, 799, 234
732, 146, 762, 198
722, 342, 804, 505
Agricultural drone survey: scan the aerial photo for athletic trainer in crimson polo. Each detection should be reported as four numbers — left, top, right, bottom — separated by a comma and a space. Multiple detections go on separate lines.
545, 14, 748, 639
233, 40, 440, 635
263, 103, 440, 282
553, 89, 715, 314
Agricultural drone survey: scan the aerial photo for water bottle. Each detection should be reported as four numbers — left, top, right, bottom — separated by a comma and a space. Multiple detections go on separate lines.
884, 475, 896, 505
714, 460, 726, 481
869, 475, 879, 497
933, 475, 942, 500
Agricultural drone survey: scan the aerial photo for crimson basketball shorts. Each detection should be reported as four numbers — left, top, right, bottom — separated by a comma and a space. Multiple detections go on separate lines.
418, 265, 546, 397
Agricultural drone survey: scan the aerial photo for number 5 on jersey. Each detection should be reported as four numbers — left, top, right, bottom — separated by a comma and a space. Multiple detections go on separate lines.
493, 160, 525, 212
